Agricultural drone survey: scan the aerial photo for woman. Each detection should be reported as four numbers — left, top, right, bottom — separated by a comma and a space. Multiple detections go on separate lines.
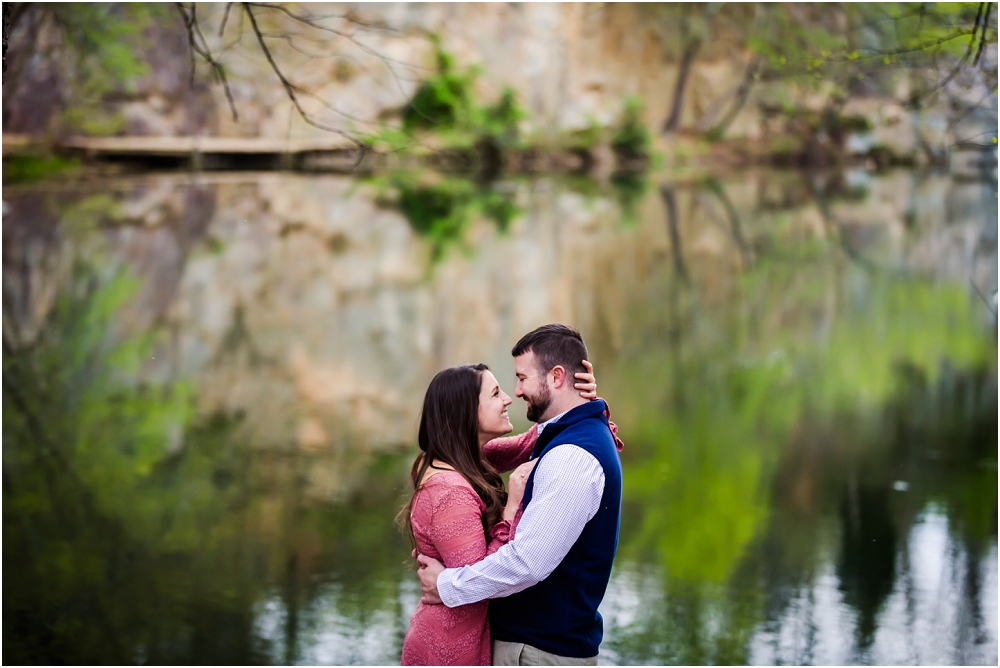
399, 362, 620, 666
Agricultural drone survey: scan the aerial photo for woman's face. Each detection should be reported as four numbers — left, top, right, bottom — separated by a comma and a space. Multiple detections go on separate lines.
478, 370, 513, 443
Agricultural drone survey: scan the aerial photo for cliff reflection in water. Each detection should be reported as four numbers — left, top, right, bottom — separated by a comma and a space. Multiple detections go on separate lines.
3, 168, 997, 665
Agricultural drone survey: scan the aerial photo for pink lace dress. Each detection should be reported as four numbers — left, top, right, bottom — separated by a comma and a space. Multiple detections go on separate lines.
400, 427, 538, 666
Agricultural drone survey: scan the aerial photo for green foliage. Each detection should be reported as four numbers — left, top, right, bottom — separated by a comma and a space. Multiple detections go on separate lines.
610, 170, 650, 226
45, 3, 166, 135
480, 87, 528, 147
396, 176, 476, 261
54, 3, 161, 86
372, 172, 522, 261
60, 106, 127, 137
4, 172, 996, 664
831, 113, 873, 133
389, 45, 527, 155
564, 117, 606, 151
478, 188, 521, 233
2, 256, 415, 664
60, 193, 127, 231
611, 96, 651, 159
402, 49, 478, 132
2, 154, 81, 185
674, 2, 997, 143
597, 228, 996, 662
748, 2, 993, 97
3, 264, 193, 514
560, 174, 604, 200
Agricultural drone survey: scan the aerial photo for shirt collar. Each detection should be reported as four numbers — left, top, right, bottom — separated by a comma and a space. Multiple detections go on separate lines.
536, 408, 570, 436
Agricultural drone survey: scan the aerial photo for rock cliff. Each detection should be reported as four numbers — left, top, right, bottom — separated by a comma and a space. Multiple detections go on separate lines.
5, 3, 993, 164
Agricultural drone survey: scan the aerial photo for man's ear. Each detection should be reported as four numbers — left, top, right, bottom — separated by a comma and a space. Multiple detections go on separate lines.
550, 365, 567, 389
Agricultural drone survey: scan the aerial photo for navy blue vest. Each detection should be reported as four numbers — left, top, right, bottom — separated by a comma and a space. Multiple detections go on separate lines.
489, 399, 622, 658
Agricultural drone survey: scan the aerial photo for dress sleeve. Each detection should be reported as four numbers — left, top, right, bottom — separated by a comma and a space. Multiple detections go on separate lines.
425, 482, 490, 568
482, 424, 539, 473
486, 505, 522, 555
602, 399, 624, 452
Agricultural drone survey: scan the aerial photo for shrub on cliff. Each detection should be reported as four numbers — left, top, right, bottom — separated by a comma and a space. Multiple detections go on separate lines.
402, 49, 478, 132
401, 46, 525, 149
612, 96, 652, 161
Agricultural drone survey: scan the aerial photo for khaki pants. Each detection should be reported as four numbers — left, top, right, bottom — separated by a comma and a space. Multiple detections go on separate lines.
493, 640, 598, 666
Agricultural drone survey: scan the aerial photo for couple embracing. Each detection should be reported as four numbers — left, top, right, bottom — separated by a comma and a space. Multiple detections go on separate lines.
399, 324, 624, 666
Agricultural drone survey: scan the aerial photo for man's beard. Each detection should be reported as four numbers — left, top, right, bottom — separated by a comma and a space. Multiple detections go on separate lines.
524, 384, 553, 423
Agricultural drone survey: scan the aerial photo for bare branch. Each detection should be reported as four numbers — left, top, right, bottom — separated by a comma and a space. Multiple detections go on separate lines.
969, 277, 998, 317
244, 2, 427, 125
242, 2, 369, 154
287, 82, 377, 126
831, 30, 978, 62
189, 4, 239, 121
175, 2, 239, 122
243, 2, 423, 71
243, 2, 396, 34
953, 131, 999, 147
902, 11, 990, 109
217, 7, 245, 54
218, 2, 233, 38
258, 31, 365, 60
974, 3, 992, 67
177, 2, 196, 87
704, 55, 761, 136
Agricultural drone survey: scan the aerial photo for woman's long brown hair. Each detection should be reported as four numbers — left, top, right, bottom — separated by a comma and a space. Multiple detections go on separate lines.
397, 364, 508, 548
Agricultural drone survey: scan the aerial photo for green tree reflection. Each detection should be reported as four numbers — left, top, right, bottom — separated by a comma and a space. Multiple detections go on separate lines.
3, 261, 414, 664
602, 243, 996, 663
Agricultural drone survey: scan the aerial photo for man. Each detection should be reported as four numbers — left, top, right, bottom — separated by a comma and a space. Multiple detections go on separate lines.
416, 323, 623, 666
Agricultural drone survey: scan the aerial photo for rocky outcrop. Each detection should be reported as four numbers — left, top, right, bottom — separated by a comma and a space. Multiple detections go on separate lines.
5, 3, 992, 169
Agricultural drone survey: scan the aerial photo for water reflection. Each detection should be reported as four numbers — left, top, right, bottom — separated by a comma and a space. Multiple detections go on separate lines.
3, 167, 996, 665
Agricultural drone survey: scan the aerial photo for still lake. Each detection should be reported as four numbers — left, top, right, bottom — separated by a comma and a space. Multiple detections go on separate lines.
3, 167, 997, 665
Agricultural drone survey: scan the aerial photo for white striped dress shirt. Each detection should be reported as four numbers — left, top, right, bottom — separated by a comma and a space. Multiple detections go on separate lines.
436, 412, 606, 608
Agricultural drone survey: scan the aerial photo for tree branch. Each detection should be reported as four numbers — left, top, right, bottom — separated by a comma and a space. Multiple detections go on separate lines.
242, 2, 369, 159
704, 54, 761, 137
244, 2, 420, 70
969, 277, 997, 317
244, 2, 396, 34
973, 2, 992, 67
659, 185, 689, 283
243, 1, 426, 135
218, 1, 233, 38
177, 2, 197, 88
176, 2, 239, 122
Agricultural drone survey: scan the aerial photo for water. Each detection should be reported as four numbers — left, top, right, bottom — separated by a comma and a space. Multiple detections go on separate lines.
3, 167, 997, 665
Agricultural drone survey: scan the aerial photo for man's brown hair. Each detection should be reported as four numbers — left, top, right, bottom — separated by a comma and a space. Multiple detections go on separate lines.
511, 323, 589, 377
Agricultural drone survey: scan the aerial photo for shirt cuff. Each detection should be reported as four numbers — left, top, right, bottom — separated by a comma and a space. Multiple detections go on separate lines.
437, 567, 461, 608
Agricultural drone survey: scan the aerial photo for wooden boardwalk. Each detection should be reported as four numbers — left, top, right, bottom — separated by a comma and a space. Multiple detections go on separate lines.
4, 134, 354, 154
3, 133, 368, 171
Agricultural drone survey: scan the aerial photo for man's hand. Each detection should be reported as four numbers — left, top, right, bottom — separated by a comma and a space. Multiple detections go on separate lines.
416, 553, 445, 605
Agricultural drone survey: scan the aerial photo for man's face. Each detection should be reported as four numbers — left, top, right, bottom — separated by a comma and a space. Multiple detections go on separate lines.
514, 351, 553, 423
